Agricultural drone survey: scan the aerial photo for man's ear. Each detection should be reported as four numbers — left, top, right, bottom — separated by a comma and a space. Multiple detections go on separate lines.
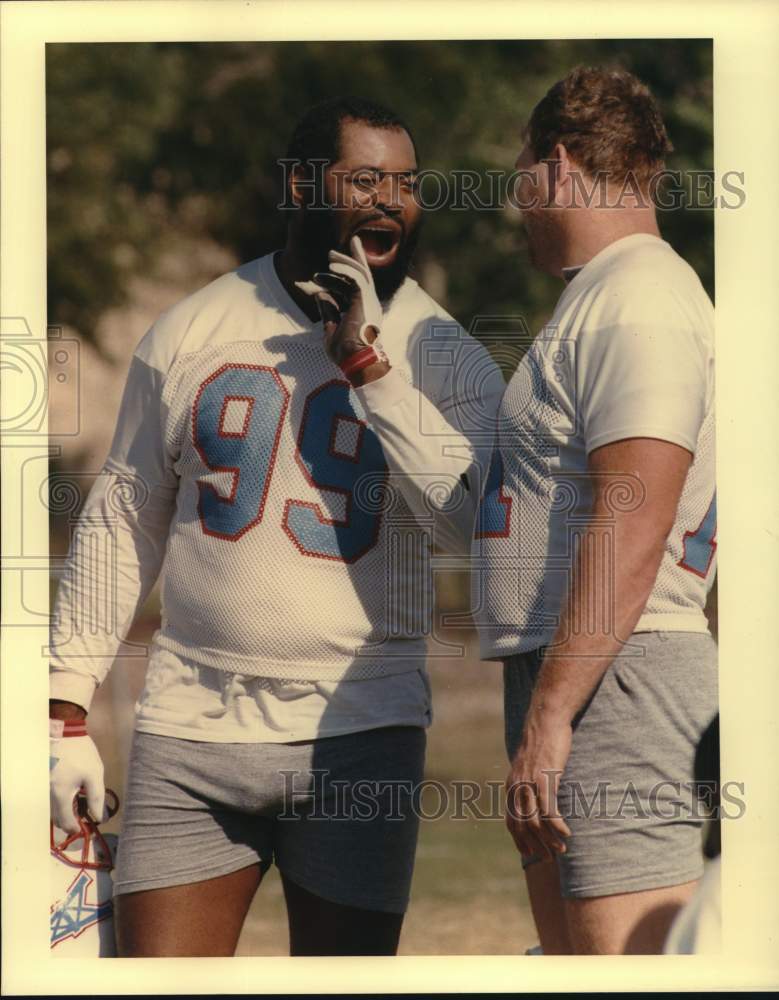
289, 164, 309, 208
289, 163, 321, 208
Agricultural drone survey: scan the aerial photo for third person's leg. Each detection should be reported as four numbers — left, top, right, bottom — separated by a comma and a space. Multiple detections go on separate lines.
564, 880, 699, 954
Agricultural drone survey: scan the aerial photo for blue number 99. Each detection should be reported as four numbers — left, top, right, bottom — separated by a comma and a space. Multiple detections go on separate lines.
193, 364, 289, 540
283, 380, 387, 562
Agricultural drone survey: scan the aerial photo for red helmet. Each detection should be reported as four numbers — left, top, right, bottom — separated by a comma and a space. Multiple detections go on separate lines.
50, 788, 120, 955
50, 787, 119, 871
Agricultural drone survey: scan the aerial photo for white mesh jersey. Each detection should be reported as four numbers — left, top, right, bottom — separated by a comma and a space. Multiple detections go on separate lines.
475, 234, 716, 658
51, 253, 502, 709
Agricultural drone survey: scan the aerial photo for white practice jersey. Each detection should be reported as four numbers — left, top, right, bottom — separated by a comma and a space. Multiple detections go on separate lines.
664, 856, 721, 954
475, 233, 716, 658
51, 252, 503, 711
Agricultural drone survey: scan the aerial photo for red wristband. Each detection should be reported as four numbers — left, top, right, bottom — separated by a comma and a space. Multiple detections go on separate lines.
50, 718, 87, 738
338, 345, 387, 378
338, 346, 381, 377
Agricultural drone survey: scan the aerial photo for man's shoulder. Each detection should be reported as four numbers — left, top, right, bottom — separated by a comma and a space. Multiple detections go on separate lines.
134, 256, 266, 372
575, 238, 713, 338
390, 277, 491, 352
596, 238, 709, 303
388, 276, 457, 326
388, 278, 502, 404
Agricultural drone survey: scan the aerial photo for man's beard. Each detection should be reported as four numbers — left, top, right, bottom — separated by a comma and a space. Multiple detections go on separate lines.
299, 208, 421, 306
522, 212, 563, 276
521, 214, 542, 269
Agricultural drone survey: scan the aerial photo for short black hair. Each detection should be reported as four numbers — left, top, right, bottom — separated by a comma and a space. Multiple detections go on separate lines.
285, 95, 417, 167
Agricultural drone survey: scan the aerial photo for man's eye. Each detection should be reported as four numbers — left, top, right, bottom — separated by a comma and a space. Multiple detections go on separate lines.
352, 170, 379, 189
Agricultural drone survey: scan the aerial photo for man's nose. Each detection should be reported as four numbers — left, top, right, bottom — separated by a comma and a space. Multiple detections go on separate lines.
375, 175, 402, 212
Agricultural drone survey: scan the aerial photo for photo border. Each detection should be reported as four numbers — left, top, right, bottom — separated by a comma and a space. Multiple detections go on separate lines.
2, 0, 778, 992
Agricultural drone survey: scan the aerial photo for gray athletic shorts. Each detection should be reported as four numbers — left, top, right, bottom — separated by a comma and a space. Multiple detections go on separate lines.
113, 725, 426, 914
504, 631, 718, 899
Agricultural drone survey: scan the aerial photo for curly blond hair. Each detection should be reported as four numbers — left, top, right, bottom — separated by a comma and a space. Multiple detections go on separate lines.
526, 66, 673, 190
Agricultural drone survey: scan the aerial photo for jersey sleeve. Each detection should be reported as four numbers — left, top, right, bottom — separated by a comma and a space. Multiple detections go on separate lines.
49, 344, 179, 711
354, 332, 504, 554
576, 289, 709, 455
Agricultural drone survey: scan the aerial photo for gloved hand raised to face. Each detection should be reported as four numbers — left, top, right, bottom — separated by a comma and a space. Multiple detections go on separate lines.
295, 235, 388, 368
50, 717, 107, 836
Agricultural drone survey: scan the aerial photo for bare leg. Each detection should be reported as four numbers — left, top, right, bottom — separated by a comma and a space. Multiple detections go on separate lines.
565, 879, 699, 954
115, 863, 263, 957
281, 873, 404, 956
524, 859, 572, 954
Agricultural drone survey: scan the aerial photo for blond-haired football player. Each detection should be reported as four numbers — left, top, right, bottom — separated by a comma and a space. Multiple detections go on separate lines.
476, 67, 717, 954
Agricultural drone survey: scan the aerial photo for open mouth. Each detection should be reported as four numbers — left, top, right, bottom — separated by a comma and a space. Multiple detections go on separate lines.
354, 223, 402, 265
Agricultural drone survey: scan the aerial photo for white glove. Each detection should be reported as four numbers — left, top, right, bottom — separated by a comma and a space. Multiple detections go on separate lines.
50, 718, 106, 835
295, 235, 385, 349
327, 235, 383, 344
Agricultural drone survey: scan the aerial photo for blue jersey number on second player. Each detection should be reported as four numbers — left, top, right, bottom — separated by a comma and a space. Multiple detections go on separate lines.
475, 448, 512, 538
678, 494, 717, 578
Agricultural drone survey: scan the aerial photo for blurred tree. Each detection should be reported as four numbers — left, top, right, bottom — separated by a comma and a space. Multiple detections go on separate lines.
47, 39, 713, 355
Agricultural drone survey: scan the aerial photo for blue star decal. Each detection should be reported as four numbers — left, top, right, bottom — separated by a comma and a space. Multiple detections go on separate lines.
50, 871, 112, 948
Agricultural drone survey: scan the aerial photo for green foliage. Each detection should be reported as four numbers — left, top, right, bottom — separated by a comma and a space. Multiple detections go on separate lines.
47, 40, 713, 349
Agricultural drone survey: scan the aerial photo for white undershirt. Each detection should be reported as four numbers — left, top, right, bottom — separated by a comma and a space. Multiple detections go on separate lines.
133, 646, 432, 743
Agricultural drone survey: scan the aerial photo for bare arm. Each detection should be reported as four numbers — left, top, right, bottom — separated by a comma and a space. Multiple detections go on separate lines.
506, 436, 693, 859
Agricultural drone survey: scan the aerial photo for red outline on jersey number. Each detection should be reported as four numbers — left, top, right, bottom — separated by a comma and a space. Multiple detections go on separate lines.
192, 363, 289, 542
281, 378, 384, 563
677, 495, 717, 579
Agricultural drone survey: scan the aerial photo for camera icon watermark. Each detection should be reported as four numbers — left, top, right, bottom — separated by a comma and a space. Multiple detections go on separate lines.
415, 316, 529, 444
0, 317, 80, 436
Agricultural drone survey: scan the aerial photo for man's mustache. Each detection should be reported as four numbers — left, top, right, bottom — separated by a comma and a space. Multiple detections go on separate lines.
299, 207, 421, 304
343, 214, 406, 251
350, 212, 405, 232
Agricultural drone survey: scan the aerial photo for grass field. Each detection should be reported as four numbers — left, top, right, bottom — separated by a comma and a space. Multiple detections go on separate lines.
88, 613, 536, 956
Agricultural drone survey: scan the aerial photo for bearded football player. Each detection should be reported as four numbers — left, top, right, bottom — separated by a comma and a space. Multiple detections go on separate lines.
475, 68, 718, 954
49, 96, 503, 957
